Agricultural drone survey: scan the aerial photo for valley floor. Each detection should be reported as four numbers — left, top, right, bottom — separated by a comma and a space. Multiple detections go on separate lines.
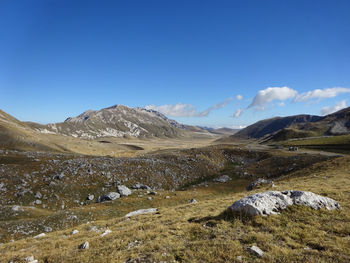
0, 143, 349, 262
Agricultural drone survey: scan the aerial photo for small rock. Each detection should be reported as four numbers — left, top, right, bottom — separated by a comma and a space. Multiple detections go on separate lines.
44, 226, 52, 232
213, 175, 231, 183
33, 233, 46, 238
101, 229, 112, 237
24, 256, 34, 262
87, 194, 94, 201
125, 208, 158, 217
148, 191, 157, 195
34, 192, 42, 199
248, 246, 264, 257
132, 183, 152, 190
165, 196, 170, 199
12, 205, 22, 212
188, 199, 197, 204
35, 200, 42, 205
247, 178, 274, 191
54, 172, 65, 180
96, 192, 120, 203
117, 185, 132, 196
70, 229, 79, 235
78, 241, 89, 250
147, 197, 153, 200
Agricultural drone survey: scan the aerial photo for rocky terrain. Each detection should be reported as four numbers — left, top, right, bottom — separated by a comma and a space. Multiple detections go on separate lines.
0, 144, 332, 244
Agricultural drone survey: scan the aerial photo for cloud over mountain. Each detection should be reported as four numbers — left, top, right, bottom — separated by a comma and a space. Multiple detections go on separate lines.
146, 97, 233, 118
321, 100, 347, 115
248, 87, 298, 110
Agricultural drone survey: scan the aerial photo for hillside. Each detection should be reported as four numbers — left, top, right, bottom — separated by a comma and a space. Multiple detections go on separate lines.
232, 107, 350, 141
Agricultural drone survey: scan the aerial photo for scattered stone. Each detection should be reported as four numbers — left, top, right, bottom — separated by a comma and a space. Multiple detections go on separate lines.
132, 182, 152, 191
101, 229, 112, 237
125, 208, 158, 217
247, 178, 274, 191
24, 256, 34, 262
70, 229, 79, 235
213, 175, 231, 183
148, 191, 157, 195
188, 199, 197, 204
24, 255, 38, 263
248, 246, 264, 257
44, 226, 52, 232
87, 194, 94, 201
235, 256, 243, 262
33, 233, 46, 238
228, 190, 341, 216
35, 200, 42, 205
54, 172, 65, 180
34, 192, 42, 199
147, 197, 153, 200
78, 241, 89, 250
165, 196, 170, 199
117, 185, 132, 196
12, 205, 22, 212
97, 192, 120, 203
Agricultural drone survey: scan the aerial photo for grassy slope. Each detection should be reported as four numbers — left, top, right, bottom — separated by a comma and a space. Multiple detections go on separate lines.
1, 157, 349, 263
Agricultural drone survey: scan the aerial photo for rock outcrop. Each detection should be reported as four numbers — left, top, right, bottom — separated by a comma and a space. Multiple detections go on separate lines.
228, 190, 340, 216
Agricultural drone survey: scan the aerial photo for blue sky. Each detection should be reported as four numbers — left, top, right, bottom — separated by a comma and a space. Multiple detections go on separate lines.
1, 0, 350, 127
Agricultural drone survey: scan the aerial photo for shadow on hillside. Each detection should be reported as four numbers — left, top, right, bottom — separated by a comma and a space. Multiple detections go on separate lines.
188, 209, 251, 225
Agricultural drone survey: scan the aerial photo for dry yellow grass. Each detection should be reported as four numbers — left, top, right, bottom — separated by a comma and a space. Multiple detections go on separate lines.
1, 156, 349, 262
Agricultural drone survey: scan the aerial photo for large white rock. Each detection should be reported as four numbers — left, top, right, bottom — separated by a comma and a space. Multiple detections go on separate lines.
125, 208, 158, 217
228, 190, 340, 216
117, 185, 132, 196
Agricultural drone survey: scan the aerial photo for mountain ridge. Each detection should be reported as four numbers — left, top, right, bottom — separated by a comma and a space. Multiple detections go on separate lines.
232, 107, 350, 141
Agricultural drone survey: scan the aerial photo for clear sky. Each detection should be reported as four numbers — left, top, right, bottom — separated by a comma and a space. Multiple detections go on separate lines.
1, 0, 350, 127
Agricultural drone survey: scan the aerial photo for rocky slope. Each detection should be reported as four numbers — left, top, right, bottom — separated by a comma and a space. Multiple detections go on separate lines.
26, 105, 202, 139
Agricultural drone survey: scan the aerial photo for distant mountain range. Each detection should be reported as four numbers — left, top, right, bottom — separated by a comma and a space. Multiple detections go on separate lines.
232, 107, 350, 141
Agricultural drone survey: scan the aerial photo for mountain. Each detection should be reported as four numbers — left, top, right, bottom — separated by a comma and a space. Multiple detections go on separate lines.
26, 105, 200, 139
0, 105, 215, 153
232, 107, 350, 141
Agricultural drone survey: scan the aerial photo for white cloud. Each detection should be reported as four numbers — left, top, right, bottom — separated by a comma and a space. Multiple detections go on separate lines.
236, 94, 243, 100
278, 102, 285, 106
321, 100, 347, 115
145, 103, 197, 117
145, 97, 233, 118
233, 108, 243, 118
249, 86, 298, 110
295, 87, 350, 102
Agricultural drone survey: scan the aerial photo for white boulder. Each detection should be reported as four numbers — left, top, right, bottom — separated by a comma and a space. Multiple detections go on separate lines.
117, 185, 132, 196
228, 190, 340, 216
